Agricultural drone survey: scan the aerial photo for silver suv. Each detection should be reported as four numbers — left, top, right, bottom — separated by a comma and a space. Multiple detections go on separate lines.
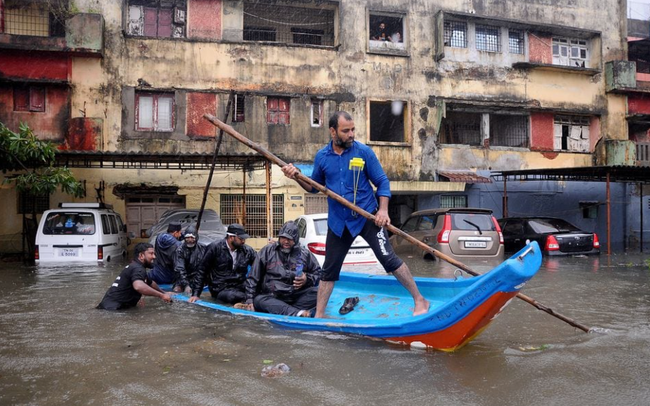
389, 208, 504, 262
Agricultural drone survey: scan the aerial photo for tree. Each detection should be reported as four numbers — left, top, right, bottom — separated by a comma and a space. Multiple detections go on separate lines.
1, 121, 84, 262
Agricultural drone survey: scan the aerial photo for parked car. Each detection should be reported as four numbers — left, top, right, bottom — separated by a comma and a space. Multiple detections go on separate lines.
497, 217, 600, 255
389, 208, 504, 262
35, 203, 127, 263
294, 213, 380, 268
148, 209, 226, 246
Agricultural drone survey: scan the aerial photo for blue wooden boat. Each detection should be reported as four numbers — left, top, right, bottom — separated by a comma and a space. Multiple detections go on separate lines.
165, 242, 541, 351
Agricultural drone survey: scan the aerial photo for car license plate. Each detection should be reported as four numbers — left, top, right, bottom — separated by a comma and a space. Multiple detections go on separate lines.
348, 249, 366, 255
59, 248, 79, 257
465, 241, 487, 248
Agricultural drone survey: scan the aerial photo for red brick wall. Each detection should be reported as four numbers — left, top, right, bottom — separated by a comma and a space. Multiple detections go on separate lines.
186, 92, 217, 137
628, 95, 650, 115
188, 0, 221, 40
528, 33, 552, 64
530, 112, 555, 150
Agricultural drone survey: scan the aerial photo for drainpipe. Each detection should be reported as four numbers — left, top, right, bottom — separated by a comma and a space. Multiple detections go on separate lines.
502, 177, 508, 218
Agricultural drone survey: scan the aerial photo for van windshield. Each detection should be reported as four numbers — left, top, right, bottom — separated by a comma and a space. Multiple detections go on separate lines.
42, 212, 96, 235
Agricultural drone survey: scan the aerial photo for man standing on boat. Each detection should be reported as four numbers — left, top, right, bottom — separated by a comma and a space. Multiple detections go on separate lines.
189, 224, 256, 304
240, 221, 321, 317
281, 111, 429, 318
97, 243, 172, 310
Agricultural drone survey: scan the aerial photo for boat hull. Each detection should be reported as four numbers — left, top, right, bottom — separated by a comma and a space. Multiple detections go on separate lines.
165, 242, 541, 351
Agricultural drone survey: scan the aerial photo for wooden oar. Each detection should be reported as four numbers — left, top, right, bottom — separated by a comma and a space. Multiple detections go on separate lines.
203, 114, 592, 333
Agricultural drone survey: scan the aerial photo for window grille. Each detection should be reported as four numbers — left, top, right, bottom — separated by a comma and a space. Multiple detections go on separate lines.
17, 192, 50, 214
304, 195, 328, 214
490, 115, 529, 147
3, 3, 65, 37
220, 194, 284, 238
444, 20, 467, 48
441, 112, 482, 146
232, 94, 245, 123
440, 195, 468, 208
509, 30, 524, 54
243, 2, 335, 46
476, 25, 501, 52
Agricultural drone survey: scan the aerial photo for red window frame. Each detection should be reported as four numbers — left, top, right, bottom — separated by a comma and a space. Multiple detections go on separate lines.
143, 7, 173, 38
135, 92, 175, 132
14, 86, 45, 112
267, 97, 290, 125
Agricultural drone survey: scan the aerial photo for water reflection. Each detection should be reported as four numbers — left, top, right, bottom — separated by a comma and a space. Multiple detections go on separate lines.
0, 252, 649, 405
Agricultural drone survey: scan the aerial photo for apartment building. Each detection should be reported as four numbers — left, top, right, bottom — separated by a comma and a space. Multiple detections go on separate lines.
0, 0, 636, 253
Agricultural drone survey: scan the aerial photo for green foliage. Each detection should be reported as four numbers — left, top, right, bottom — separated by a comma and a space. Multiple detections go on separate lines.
0, 121, 84, 198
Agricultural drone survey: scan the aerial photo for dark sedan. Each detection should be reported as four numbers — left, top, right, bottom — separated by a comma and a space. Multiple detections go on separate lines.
497, 217, 600, 255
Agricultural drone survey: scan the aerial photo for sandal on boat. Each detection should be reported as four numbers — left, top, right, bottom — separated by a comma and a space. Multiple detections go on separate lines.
339, 297, 360, 315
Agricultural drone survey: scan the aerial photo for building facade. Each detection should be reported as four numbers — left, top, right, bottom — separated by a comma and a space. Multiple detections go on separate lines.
0, 0, 641, 254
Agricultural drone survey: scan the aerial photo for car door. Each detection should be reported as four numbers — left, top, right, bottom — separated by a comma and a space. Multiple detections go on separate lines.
391, 215, 421, 256
501, 219, 525, 252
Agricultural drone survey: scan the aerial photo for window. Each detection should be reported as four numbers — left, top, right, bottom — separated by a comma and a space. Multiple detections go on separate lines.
128, 1, 186, 38
440, 111, 482, 146
17, 192, 49, 214
444, 20, 467, 48
490, 115, 529, 147
554, 115, 590, 152
220, 194, 284, 237
267, 97, 290, 125
101, 215, 111, 235
291, 28, 324, 45
553, 37, 588, 67
509, 30, 524, 54
440, 195, 468, 208
243, 2, 335, 46
369, 101, 407, 143
108, 215, 118, 234
136, 92, 175, 131
476, 25, 501, 53
232, 94, 245, 123
14, 86, 45, 112
368, 13, 405, 52
243, 26, 276, 41
311, 99, 323, 127
580, 202, 599, 219
2, 1, 65, 37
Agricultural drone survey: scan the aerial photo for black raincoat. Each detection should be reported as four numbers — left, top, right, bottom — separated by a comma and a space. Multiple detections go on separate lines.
244, 221, 321, 304
174, 225, 206, 290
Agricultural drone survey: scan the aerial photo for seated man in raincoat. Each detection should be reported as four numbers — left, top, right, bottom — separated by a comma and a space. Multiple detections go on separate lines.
240, 221, 321, 317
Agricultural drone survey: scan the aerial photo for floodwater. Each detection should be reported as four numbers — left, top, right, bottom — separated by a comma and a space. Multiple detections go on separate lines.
1, 252, 649, 406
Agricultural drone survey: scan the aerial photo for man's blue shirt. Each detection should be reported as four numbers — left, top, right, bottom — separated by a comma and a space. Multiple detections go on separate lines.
310, 141, 391, 237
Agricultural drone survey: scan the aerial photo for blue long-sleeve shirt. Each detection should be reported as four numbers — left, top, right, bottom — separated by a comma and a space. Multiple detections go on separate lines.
310, 141, 391, 238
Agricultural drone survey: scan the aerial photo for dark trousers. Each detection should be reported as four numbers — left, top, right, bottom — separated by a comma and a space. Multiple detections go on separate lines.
322, 219, 403, 281
253, 286, 318, 316
212, 287, 246, 304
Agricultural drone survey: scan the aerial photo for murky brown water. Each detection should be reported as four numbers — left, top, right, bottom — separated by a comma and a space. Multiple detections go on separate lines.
1, 252, 649, 406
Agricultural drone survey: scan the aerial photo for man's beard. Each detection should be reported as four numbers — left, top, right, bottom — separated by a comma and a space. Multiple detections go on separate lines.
280, 246, 292, 254
334, 134, 353, 149
186, 242, 196, 248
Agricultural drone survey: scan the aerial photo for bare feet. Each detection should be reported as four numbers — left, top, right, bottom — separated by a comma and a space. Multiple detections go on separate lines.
413, 298, 430, 316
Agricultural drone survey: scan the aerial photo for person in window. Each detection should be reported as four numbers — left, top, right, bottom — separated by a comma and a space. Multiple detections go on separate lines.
239, 221, 321, 317
97, 243, 172, 310
189, 224, 257, 305
281, 111, 429, 318
150, 221, 183, 287
371, 22, 389, 41
173, 224, 205, 294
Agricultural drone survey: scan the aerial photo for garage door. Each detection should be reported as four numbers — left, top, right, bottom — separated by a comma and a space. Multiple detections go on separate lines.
126, 196, 185, 237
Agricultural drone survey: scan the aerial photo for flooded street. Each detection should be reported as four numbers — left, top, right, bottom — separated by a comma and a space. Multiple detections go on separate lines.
1, 252, 649, 406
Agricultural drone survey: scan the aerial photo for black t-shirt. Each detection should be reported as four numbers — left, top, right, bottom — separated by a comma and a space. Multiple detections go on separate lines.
97, 260, 152, 310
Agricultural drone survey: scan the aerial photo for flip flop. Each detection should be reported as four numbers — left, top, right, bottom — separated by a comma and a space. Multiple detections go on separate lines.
339, 296, 360, 315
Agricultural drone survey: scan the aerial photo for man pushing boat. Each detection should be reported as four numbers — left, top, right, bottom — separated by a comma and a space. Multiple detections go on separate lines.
281, 111, 429, 318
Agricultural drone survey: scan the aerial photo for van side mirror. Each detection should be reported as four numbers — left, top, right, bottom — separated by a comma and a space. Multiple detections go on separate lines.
123, 224, 128, 232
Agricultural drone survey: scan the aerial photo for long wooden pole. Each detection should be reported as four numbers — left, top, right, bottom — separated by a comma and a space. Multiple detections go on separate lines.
203, 114, 591, 333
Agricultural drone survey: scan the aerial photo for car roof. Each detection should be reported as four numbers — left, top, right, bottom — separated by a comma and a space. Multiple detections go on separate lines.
409, 208, 494, 217
499, 216, 567, 221
297, 213, 328, 220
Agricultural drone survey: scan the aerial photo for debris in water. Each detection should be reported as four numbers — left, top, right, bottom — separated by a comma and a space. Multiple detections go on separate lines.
261, 363, 291, 378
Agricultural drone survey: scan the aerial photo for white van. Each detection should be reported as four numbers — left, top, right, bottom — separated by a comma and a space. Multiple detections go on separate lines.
35, 203, 128, 263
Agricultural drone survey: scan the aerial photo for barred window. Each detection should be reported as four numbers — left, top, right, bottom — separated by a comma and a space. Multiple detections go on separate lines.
509, 30, 524, 54
476, 25, 501, 53
490, 115, 529, 148
220, 194, 284, 238
444, 21, 467, 48
440, 111, 482, 146
18, 192, 50, 214
440, 195, 468, 208
232, 94, 245, 123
